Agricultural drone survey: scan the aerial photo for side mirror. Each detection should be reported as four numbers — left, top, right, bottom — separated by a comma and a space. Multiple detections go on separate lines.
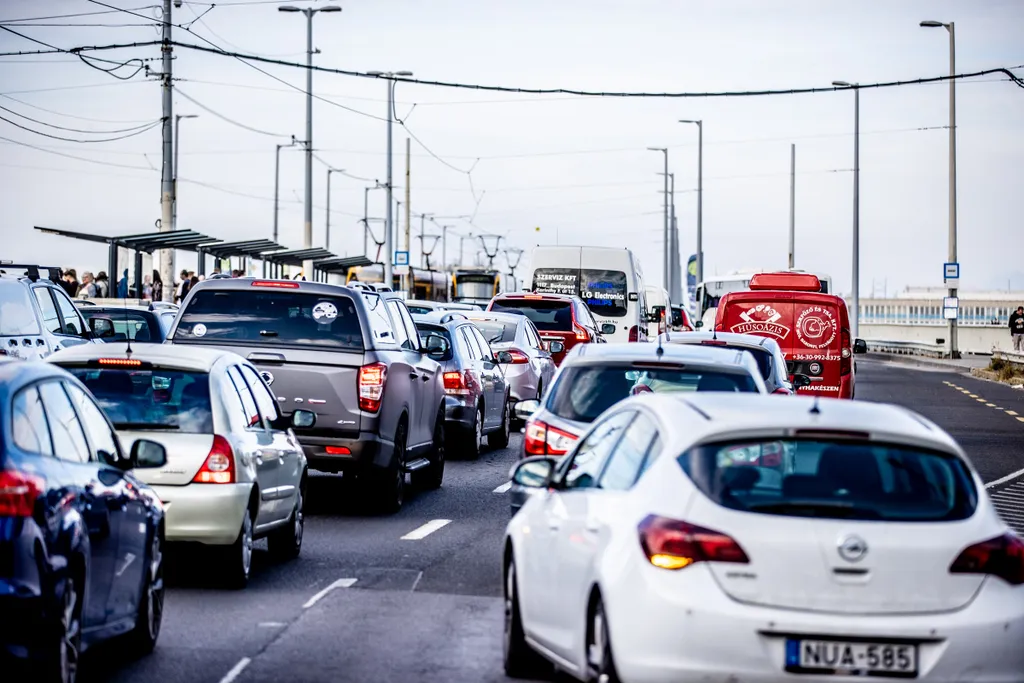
292, 409, 316, 429
791, 373, 812, 389
496, 350, 514, 364
130, 439, 167, 469
600, 323, 615, 336
694, 320, 704, 329
89, 316, 115, 339
548, 340, 564, 354
509, 456, 557, 489
853, 338, 868, 355
424, 333, 449, 356
514, 399, 541, 421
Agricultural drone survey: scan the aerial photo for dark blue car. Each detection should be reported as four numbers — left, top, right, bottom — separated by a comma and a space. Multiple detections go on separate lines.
0, 359, 168, 682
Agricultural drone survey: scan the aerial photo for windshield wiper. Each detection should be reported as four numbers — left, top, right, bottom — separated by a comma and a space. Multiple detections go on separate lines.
746, 500, 882, 519
113, 422, 180, 430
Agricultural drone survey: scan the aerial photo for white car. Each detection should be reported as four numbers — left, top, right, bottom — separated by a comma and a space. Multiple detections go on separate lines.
502, 393, 1024, 682
48, 343, 313, 588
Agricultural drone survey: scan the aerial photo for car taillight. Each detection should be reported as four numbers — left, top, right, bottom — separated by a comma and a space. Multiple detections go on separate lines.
251, 280, 299, 289
443, 370, 471, 395
0, 469, 44, 517
523, 419, 578, 456
573, 324, 588, 341
358, 362, 388, 412
950, 533, 1024, 586
840, 328, 852, 375
638, 515, 749, 570
628, 325, 640, 342
193, 436, 235, 484
506, 348, 530, 364
772, 387, 792, 395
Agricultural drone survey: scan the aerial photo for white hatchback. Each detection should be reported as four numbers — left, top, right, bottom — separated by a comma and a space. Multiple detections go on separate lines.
502, 393, 1024, 682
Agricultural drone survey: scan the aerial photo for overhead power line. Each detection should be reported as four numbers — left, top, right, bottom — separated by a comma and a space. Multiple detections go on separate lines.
0, 92, 154, 125
0, 113, 160, 143
0, 24, 147, 80
175, 87, 290, 137
0, 103, 160, 134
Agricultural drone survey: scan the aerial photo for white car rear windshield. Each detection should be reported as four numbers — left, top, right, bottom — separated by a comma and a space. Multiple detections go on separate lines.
67, 368, 213, 433
679, 439, 978, 522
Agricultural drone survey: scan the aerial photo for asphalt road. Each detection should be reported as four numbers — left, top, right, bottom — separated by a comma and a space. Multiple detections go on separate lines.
79, 358, 1024, 683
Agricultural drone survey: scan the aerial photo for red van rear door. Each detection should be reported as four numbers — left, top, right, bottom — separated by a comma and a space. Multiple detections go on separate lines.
787, 298, 843, 397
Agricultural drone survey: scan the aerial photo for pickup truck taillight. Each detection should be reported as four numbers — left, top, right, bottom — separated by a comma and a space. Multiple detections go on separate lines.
359, 362, 388, 412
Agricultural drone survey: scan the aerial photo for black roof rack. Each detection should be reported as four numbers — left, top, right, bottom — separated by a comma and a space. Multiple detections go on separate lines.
0, 262, 62, 283
440, 312, 469, 324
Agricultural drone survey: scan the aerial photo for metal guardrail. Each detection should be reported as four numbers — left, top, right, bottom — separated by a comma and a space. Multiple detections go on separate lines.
993, 350, 1024, 369
864, 339, 947, 358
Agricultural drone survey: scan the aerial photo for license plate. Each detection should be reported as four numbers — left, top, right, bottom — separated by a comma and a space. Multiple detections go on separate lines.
786, 639, 918, 677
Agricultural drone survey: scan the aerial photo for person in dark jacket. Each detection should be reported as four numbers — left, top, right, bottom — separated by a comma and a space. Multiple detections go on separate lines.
95, 271, 110, 298
1011, 305, 1024, 352
151, 270, 163, 302
117, 269, 129, 298
61, 268, 79, 298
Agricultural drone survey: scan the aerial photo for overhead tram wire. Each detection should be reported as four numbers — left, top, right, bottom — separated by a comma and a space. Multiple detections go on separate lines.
0, 114, 160, 143
0, 104, 160, 135
175, 88, 291, 137
0, 24, 147, 79
0, 93, 154, 125
0, 134, 159, 170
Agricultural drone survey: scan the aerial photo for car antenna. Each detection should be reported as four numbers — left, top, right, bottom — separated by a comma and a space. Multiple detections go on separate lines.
655, 333, 664, 357
122, 295, 133, 356
809, 394, 821, 415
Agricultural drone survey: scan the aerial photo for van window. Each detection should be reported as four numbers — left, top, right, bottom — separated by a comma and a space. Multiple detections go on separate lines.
491, 298, 572, 332
173, 289, 363, 350
580, 269, 628, 318
532, 268, 579, 297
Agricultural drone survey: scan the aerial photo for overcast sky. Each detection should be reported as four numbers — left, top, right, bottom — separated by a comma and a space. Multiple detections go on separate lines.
1, 0, 1022, 294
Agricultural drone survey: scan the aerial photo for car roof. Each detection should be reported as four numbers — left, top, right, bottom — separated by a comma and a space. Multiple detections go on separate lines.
411, 311, 472, 327
660, 331, 775, 351
46, 342, 238, 373
495, 292, 576, 302
0, 360, 70, 401
464, 311, 524, 324
564, 341, 753, 369
627, 393, 960, 455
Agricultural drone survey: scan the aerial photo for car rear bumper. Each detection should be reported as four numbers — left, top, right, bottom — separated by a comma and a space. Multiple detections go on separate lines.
298, 432, 394, 473
503, 365, 537, 402
605, 563, 1024, 683
152, 483, 251, 545
444, 395, 477, 431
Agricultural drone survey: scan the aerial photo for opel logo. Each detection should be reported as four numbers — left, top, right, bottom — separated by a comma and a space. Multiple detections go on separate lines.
260, 370, 275, 386
837, 535, 868, 563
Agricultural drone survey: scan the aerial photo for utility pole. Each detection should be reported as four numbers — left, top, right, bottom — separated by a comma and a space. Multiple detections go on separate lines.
679, 119, 703, 284
325, 167, 343, 251
647, 147, 669, 293
404, 137, 412, 297
788, 143, 796, 269
171, 114, 197, 236
833, 80, 861, 337
158, 0, 174, 301
273, 137, 298, 244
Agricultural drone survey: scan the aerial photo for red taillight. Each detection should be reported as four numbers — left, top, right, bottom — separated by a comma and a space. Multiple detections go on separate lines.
506, 348, 530, 365
840, 327, 852, 375
98, 358, 143, 367
192, 436, 235, 484
638, 515, 749, 570
772, 387, 793, 395
574, 324, 588, 341
325, 446, 351, 455
443, 370, 470, 396
701, 339, 728, 347
0, 469, 44, 517
358, 362, 388, 412
950, 533, 1024, 586
627, 325, 640, 342
523, 419, 579, 456
251, 280, 299, 289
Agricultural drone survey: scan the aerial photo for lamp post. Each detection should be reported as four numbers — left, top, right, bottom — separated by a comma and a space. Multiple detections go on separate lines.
278, 3, 341, 275
678, 119, 703, 285
832, 81, 860, 338
325, 166, 343, 251
647, 147, 669, 293
172, 113, 197, 234
920, 19, 959, 359
272, 136, 299, 243
366, 70, 413, 289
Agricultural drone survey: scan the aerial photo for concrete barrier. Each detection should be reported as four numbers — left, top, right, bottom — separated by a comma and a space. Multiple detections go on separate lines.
859, 324, 1012, 356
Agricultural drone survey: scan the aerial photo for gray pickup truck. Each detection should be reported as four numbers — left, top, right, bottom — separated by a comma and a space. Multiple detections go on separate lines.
166, 277, 449, 513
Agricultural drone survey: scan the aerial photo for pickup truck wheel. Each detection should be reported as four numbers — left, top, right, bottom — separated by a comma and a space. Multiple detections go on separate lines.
268, 484, 304, 561
370, 422, 406, 514
413, 413, 445, 490
488, 397, 511, 450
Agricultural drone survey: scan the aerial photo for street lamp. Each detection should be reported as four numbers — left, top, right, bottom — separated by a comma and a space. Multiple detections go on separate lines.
325, 166, 343, 251
278, 3, 342, 275
678, 119, 703, 286
366, 70, 414, 288
273, 136, 299, 244
832, 81, 860, 338
172, 113, 198, 233
920, 19, 959, 358
647, 147, 670, 294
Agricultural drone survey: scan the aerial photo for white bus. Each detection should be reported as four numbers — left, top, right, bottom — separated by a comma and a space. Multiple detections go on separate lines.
696, 269, 833, 329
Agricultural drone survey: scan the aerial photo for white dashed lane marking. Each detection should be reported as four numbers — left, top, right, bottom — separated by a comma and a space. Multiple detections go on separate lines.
493, 481, 512, 493
400, 519, 452, 540
218, 657, 251, 683
302, 578, 357, 609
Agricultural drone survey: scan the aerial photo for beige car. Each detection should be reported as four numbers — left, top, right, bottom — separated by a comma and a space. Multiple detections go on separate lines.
47, 343, 313, 588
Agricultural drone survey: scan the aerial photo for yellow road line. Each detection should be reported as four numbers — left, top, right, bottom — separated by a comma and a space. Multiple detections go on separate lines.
987, 403, 998, 408
1008, 411, 1019, 416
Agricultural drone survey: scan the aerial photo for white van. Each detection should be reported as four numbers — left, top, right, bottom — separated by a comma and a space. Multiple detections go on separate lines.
644, 285, 670, 338
526, 246, 650, 343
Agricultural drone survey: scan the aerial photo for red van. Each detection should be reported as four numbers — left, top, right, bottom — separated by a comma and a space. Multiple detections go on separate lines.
714, 272, 863, 399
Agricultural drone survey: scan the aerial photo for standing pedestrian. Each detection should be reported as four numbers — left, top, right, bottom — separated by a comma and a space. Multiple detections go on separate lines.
61, 268, 79, 298
77, 272, 97, 298
142, 274, 153, 300
151, 270, 163, 302
94, 271, 110, 298
176, 269, 191, 303
117, 269, 130, 298
1010, 305, 1024, 353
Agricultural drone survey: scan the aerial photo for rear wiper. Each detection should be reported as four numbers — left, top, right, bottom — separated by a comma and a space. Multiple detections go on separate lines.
259, 330, 279, 337
113, 422, 180, 430
746, 500, 882, 519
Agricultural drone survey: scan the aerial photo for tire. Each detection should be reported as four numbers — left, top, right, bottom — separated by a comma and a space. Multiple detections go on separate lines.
40, 574, 82, 683
221, 510, 253, 589
488, 395, 511, 450
369, 421, 407, 514
413, 413, 445, 490
503, 558, 548, 679
585, 596, 622, 683
268, 482, 305, 561
125, 528, 164, 655
463, 407, 484, 461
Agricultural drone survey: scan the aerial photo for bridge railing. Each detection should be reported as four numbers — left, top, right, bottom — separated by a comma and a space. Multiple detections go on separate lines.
864, 339, 948, 358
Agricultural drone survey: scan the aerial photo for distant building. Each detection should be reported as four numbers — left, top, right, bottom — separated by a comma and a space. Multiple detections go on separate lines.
856, 287, 1023, 327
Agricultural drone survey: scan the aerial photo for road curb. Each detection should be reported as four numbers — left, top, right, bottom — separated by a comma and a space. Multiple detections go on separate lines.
864, 352, 980, 373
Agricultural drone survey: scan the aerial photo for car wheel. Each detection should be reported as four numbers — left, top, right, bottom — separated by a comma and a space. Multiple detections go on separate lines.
268, 483, 304, 560
503, 558, 548, 679
126, 527, 164, 654
413, 413, 445, 490
464, 407, 483, 461
488, 396, 511, 449
42, 574, 82, 683
222, 510, 253, 589
585, 596, 621, 683
371, 421, 406, 513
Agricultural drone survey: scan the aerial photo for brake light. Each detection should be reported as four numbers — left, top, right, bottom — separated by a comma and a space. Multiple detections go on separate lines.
701, 340, 728, 347
523, 419, 578, 456
506, 348, 530, 365
574, 324, 588, 341
443, 370, 470, 396
950, 533, 1024, 586
628, 325, 640, 342
358, 362, 388, 412
251, 280, 299, 289
192, 436, 235, 484
98, 358, 142, 367
840, 327, 852, 375
0, 469, 44, 517
638, 515, 749, 570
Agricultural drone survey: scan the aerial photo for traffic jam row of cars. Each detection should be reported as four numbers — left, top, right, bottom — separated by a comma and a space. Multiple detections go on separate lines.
1, 257, 1022, 681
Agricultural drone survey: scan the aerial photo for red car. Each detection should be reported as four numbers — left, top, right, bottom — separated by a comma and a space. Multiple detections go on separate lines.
487, 293, 603, 365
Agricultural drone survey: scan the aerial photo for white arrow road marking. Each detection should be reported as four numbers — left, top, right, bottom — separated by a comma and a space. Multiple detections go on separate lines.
401, 519, 451, 540
302, 578, 358, 609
